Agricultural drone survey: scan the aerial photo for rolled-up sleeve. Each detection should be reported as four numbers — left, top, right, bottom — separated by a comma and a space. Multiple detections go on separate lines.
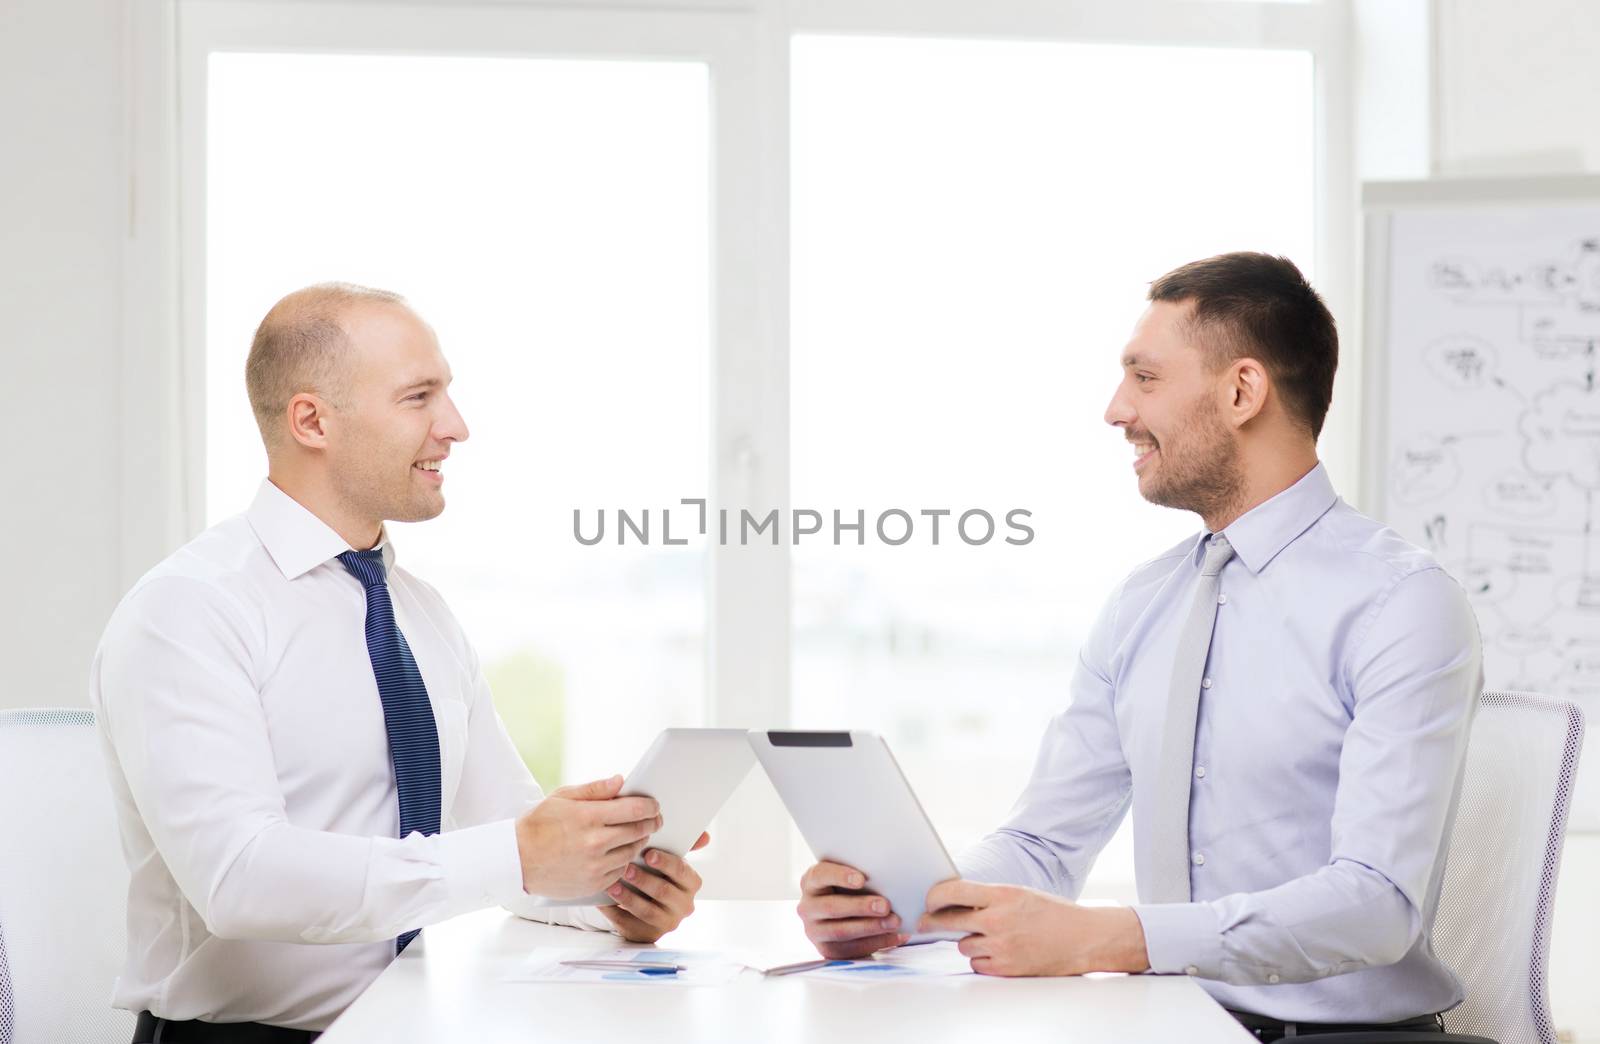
1133, 566, 1482, 984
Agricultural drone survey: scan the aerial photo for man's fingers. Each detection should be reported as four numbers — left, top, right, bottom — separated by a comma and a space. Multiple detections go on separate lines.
956, 934, 990, 959
807, 914, 901, 944
552, 775, 623, 801
801, 861, 866, 895
598, 816, 661, 851
596, 903, 660, 943
596, 904, 638, 932
926, 878, 994, 912
620, 863, 680, 905
610, 881, 675, 930
816, 933, 903, 960
801, 893, 889, 923
918, 905, 983, 935
599, 840, 650, 875
690, 831, 711, 852
593, 796, 661, 825
641, 849, 701, 893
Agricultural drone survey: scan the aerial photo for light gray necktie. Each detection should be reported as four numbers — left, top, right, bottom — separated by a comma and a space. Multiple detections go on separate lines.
1148, 533, 1235, 903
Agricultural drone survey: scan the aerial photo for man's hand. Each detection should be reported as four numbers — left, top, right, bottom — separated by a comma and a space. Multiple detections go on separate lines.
598, 832, 712, 943
514, 775, 662, 900
919, 880, 1150, 977
797, 861, 910, 959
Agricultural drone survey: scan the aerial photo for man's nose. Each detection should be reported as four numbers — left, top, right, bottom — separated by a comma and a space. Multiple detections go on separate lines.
438, 394, 470, 443
1105, 386, 1135, 428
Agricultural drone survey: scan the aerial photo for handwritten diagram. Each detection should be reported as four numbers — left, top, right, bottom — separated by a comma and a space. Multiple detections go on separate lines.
1383, 206, 1600, 827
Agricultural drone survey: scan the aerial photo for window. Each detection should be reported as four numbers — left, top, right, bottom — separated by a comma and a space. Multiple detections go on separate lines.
790, 35, 1314, 894
205, 52, 711, 788
176, 0, 1342, 898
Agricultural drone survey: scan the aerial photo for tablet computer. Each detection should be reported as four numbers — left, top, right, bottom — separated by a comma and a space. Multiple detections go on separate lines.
548, 728, 755, 907
750, 729, 965, 943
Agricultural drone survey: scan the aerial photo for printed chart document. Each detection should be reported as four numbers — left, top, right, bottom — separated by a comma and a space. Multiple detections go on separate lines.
795, 941, 973, 985
504, 948, 744, 987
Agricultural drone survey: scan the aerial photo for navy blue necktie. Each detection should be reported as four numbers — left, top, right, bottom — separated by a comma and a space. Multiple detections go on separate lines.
338, 548, 442, 954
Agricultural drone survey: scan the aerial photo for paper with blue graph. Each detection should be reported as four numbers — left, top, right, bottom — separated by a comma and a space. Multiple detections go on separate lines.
505, 948, 744, 986
788, 940, 973, 985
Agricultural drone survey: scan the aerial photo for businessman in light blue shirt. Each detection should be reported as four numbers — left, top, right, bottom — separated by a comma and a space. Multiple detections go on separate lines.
796, 252, 1483, 1037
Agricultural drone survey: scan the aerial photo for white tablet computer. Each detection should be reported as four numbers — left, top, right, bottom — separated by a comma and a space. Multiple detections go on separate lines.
750, 729, 965, 943
549, 728, 755, 907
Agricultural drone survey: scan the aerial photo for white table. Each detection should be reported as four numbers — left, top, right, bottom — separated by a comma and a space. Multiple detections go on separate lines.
319, 900, 1253, 1043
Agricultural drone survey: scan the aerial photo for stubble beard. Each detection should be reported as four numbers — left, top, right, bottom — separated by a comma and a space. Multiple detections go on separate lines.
1139, 395, 1247, 526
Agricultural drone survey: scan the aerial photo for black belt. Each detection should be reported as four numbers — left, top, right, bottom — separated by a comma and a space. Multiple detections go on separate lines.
1228, 1008, 1444, 1040
134, 1011, 321, 1044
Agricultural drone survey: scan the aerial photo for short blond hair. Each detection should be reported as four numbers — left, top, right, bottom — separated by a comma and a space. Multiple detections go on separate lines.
244, 282, 406, 447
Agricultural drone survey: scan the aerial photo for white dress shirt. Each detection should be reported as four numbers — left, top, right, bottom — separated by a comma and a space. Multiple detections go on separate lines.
960, 463, 1483, 1023
91, 479, 604, 1031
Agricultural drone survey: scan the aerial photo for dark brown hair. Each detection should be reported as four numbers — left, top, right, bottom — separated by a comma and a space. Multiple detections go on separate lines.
1148, 252, 1337, 438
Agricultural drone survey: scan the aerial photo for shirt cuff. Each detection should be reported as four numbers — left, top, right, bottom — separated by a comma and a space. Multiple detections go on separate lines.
437, 818, 526, 910
1132, 902, 1224, 978
565, 904, 616, 932
502, 899, 615, 933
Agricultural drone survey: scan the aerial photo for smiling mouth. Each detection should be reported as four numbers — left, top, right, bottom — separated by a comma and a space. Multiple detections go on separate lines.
414, 460, 444, 479
1130, 439, 1158, 471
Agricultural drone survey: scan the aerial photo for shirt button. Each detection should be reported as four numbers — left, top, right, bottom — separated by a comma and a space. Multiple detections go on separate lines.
1201, 677, 1213, 689
1217, 593, 1228, 605
1195, 766, 1207, 779
1192, 852, 1206, 866
1268, 974, 1281, 985
1185, 965, 1200, 976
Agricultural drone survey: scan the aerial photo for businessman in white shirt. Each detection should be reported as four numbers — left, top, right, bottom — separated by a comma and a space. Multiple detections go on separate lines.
92, 283, 708, 1042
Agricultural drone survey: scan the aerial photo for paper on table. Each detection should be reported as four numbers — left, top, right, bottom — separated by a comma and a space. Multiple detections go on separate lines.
799, 941, 974, 985
880, 941, 975, 974
503, 948, 745, 987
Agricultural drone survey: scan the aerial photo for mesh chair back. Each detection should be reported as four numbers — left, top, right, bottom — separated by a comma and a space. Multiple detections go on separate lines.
1433, 690, 1584, 1044
0, 709, 132, 1044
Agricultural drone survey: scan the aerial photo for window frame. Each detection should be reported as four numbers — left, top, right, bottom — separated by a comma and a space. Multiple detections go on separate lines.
124, 0, 1353, 898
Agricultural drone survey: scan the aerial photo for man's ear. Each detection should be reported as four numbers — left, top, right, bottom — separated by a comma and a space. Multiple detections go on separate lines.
1227, 358, 1270, 428
286, 393, 332, 450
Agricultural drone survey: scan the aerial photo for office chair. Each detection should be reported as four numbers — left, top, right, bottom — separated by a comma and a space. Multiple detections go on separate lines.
1298, 690, 1584, 1044
0, 708, 133, 1044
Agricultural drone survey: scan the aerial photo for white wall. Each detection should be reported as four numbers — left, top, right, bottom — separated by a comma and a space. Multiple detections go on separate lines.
1436, 0, 1600, 176
0, 0, 127, 710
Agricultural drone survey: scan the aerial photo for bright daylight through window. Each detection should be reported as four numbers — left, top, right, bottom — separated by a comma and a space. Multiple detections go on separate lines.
790, 35, 1314, 894
206, 53, 711, 791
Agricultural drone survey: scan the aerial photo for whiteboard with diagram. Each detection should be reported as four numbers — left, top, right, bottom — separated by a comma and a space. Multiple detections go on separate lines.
1363, 176, 1600, 830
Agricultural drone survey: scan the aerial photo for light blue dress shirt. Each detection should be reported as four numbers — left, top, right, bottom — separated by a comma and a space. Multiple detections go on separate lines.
959, 463, 1483, 1023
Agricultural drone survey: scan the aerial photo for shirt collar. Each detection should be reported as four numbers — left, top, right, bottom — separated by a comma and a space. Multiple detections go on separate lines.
1210, 462, 1338, 575
246, 479, 397, 581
